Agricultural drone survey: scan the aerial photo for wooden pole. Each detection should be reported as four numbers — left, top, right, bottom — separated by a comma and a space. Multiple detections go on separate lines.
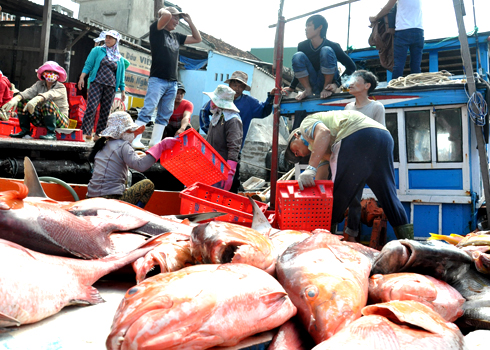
39, 0, 53, 64
452, 0, 490, 226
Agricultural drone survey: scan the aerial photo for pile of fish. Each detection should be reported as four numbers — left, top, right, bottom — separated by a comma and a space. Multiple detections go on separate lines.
1, 157, 489, 349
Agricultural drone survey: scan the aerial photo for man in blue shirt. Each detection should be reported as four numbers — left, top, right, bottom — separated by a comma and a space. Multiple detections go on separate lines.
199, 71, 276, 147
199, 71, 277, 192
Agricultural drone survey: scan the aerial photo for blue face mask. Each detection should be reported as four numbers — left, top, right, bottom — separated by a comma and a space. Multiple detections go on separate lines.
300, 135, 309, 147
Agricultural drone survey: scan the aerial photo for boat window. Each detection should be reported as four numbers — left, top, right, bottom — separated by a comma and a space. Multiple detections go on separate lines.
406, 110, 431, 163
385, 113, 399, 162
435, 108, 463, 162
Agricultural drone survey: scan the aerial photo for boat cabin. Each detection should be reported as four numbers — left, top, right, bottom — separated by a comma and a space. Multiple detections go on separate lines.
279, 31, 490, 240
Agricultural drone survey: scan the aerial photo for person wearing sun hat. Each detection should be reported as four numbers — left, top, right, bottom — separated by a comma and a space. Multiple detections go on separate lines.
203, 84, 242, 192
2, 61, 69, 140
199, 70, 279, 149
78, 29, 130, 142
87, 111, 180, 207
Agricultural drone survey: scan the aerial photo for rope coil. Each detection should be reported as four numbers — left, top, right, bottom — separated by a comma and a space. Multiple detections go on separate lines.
387, 71, 464, 89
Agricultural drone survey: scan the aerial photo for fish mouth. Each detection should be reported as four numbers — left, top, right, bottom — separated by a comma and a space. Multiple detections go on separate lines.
213, 242, 240, 263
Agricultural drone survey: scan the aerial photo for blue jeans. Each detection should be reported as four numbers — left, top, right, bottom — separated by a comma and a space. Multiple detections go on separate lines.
291, 47, 340, 95
137, 77, 177, 126
393, 28, 424, 79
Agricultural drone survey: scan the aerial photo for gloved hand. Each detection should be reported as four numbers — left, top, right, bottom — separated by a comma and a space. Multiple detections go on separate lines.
224, 160, 237, 191
1, 95, 22, 112
23, 95, 44, 114
298, 165, 317, 191
145, 137, 181, 161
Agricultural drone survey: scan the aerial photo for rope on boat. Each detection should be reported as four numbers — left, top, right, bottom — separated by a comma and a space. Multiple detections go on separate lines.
467, 90, 487, 126
387, 71, 464, 89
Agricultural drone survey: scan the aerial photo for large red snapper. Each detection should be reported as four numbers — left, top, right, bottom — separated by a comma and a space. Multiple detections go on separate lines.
268, 229, 311, 259
0, 183, 149, 258
275, 231, 372, 343
0, 238, 151, 327
132, 232, 193, 283
191, 221, 276, 274
311, 301, 465, 350
369, 273, 464, 322
106, 263, 297, 350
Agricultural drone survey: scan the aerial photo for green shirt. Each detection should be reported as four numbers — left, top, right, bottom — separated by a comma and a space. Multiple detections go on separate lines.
299, 110, 387, 152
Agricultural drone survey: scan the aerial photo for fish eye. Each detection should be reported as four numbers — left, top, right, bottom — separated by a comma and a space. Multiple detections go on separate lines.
304, 286, 319, 300
125, 287, 140, 299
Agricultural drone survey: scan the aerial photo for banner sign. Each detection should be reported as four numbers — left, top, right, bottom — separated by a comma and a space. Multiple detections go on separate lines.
119, 46, 151, 97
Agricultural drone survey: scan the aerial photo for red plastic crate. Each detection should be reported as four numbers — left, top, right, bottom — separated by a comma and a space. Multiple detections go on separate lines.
69, 96, 86, 108
63, 82, 78, 97
31, 126, 84, 142
180, 182, 268, 226
276, 180, 334, 231
0, 121, 18, 136
161, 128, 230, 187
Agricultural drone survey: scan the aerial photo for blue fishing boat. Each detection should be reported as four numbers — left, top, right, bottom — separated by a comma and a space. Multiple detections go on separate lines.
279, 30, 490, 241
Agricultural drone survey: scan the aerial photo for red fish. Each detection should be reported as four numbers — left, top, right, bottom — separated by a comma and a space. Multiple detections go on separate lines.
369, 273, 464, 322
472, 250, 490, 274
267, 317, 316, 350
106, 263, 297, 350
0, 183, 149, 258
276, 230, 372, 343
0, 238, 151, 327
191, 221, 276, 274
311, 300, 465, 349
268, 229, 311, 259
132, 232, 193, 283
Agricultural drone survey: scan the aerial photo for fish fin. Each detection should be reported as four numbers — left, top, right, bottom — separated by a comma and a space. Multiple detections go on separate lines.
0, 311, 21, 327
70, 286, 105, 305
258, 291, 289, 319
23, 157, 48, 198
172, 212, 227, 222
349, 316, 401, 350
249, 197, 273, 235
91, 210, 149, 232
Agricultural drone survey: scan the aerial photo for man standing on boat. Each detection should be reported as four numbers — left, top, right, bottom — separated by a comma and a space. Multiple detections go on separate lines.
284, 14, 356, 101
131, 6, 202, 150
370, 0, 424, 79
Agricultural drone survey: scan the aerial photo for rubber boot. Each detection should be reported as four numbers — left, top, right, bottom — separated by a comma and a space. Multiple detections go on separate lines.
131, 119, 147, 149
393, 223, 414, 240
10, 113, 31, 138
40, 115, 57, 140
148, 124, 165, 148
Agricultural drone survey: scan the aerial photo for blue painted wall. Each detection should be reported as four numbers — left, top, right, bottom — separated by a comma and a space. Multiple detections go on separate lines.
180, 69, 206, 116
202, 51, 255, 106
408, 169, 463, 190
